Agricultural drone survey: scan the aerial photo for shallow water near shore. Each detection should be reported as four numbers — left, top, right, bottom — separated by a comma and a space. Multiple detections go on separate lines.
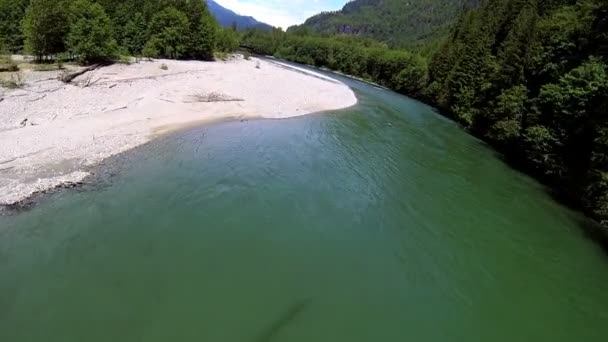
1, 72, 608, 341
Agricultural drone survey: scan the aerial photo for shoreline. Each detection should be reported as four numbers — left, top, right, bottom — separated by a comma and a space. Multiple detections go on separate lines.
0, 56, 357, 208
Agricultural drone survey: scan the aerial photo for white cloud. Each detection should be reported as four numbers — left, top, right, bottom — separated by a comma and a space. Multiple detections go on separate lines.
213, 0, 348, 29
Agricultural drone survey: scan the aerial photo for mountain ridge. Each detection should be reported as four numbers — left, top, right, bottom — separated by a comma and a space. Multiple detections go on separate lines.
289, 0, 480, 47
207, 0, 273, 30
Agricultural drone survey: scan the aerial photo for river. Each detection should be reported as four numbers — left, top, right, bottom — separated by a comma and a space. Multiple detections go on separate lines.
1, 72, 608, 341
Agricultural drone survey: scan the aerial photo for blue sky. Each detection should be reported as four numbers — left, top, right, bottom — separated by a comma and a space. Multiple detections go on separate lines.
214, 0, 349, 29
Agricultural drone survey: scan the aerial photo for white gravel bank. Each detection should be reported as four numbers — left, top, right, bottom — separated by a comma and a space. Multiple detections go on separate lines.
0, 56, 357, 205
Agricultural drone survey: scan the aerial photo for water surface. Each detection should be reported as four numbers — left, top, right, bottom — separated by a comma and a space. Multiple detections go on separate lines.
1, 74, 608, 341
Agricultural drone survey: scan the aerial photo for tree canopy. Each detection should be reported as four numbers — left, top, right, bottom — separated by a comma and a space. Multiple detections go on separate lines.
3, 0, 224, 62
290, 0, 481, 50
426, 0, 608, 224
67, 0, 117, 63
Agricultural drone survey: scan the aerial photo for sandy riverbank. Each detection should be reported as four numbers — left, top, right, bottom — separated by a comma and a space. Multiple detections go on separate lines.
0, 56, 357, 206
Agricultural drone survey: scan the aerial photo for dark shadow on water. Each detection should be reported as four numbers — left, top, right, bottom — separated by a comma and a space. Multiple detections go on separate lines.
576, 216, 608, 255
489, 147, 608, 254
252, 298, 312, 342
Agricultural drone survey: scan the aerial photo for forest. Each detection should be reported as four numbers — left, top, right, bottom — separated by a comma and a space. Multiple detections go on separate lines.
0, 0, 239, 63
290, 0, 481, 50
427, 0, 608, 224
242, 0, 608, 227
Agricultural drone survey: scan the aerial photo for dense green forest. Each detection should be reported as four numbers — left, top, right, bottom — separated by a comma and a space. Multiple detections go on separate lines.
243, 29, 428, 94
427, 0, 608, 224
244, 0, 608, 227
289, 0, 480, 50
0, 0, 239, 62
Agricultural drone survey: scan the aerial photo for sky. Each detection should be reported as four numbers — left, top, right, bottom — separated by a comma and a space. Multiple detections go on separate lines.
214, 0, 349, 29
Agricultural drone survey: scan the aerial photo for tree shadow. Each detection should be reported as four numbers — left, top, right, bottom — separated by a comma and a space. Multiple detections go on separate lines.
575, 216, 608, 254
490, 147, 608, 254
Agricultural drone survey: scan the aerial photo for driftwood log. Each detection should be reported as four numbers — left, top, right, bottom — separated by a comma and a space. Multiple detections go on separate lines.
59, 62, 111, 84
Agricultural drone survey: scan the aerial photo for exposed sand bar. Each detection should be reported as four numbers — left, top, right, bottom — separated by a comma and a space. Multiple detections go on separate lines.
0, 56, 357, 205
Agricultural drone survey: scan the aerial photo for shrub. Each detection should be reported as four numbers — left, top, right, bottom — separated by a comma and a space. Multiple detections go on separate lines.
142, 41, 159, 60
0, 72, 25, 89
214, 52, 229, 61
0, 63, 19, 72
146, 7, 190, 59
216, 27, 239, 53
0, 55, 19, 72
117, 55, 133, 65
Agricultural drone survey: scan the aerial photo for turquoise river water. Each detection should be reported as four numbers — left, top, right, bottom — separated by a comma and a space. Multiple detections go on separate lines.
1, 72, 608, 341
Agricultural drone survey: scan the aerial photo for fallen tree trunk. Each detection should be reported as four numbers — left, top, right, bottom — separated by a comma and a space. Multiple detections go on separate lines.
59, 62, 111, 84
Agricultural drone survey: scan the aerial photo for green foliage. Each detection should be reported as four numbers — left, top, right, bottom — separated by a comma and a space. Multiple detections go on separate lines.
142, 42, 158, 60
116, 55, 133, 65
216, 27, 240, 53
0, 63, 19, 72
122, 13, 147, 56
142, 3, 218, 60
190, 11, 217, 60
249, 0, 608, 225
291, 0, 480, 49
146, 7, 190, 59
487, 85, 528, 143
523, 125, 562, 175
242, 29, 428, 95
214, 51, 229, 61
67, 0, 117, 63
23, 0, 70, 59
7, 0, 221, 61
426, 0, 608, 223
0, 0, 29, 52
0, 55, 19, 72
3, 0, 608, 226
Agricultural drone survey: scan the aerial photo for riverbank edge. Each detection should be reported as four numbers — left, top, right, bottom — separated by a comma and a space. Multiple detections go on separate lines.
0, 108, 360, 216
0, 116, 226, 215
266, 56, 608, 246
0, 57, 358, 211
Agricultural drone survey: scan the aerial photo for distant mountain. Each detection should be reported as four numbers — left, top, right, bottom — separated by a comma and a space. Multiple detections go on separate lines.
207, 0, 273, 30
289, 0, 480, 47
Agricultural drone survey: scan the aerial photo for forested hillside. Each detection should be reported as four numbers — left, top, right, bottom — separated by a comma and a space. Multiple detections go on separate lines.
207, 0, 272, 31
289, 0, 480, 48
243, 0, 608, 227
426, 0, 608, 224
0, 0, 239, 61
